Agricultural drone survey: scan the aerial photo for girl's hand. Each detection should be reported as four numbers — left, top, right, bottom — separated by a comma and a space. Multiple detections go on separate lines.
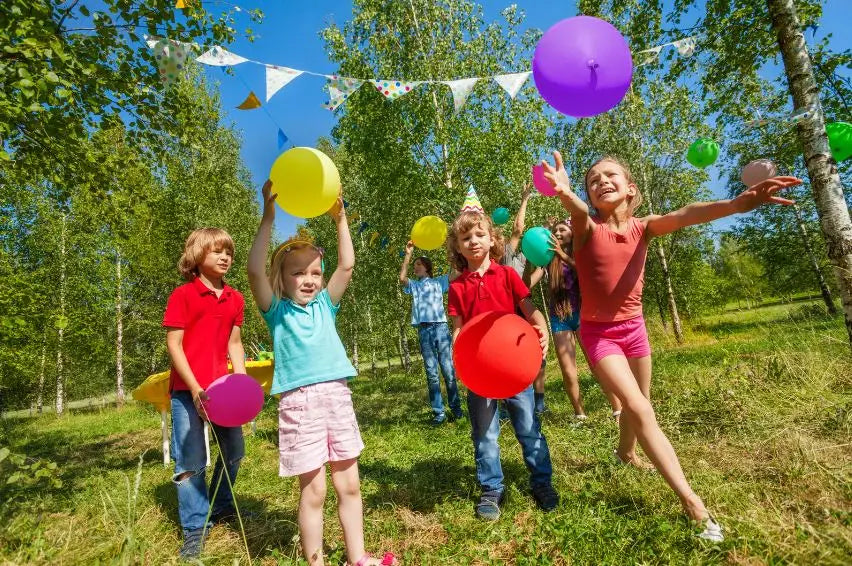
327, 186, 345, 220
521, 181, 533, 199
541, 151, 573, 195
548, 233, 571, 264
405, 240, 415, 255
733, 176, 800, 213
261, 180, 277, 222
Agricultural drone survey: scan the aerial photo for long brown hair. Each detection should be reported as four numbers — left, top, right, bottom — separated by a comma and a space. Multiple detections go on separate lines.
547, 220, 573, 319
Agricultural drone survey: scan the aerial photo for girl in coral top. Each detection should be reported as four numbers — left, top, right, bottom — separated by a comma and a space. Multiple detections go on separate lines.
541, 151, 801, 542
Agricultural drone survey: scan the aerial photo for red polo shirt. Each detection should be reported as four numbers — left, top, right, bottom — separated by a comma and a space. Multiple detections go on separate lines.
163, 277, 245, 391
447, 261, 530, 324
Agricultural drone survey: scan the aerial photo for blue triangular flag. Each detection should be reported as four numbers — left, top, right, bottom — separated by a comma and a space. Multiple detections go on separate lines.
277, 129, 288, 149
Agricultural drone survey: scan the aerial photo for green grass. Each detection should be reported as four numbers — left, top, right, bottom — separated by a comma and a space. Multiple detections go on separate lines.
1, 300, 850, 565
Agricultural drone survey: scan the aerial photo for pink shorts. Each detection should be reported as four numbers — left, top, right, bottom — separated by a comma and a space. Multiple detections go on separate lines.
579, 316, 652, 367
278, 379, 364, 477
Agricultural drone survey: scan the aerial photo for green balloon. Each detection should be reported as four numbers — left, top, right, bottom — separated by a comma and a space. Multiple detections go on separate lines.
826, 122, 852, 162
686, 137, 720, 169
521, 226, 554, 267
491, 207, 510, 225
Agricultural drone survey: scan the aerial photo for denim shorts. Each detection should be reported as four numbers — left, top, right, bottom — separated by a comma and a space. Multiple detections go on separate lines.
550, 310, 580, 333
278, 379, 364, 477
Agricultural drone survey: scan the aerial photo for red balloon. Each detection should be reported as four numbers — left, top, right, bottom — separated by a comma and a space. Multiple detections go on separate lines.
453, 312, 542, 399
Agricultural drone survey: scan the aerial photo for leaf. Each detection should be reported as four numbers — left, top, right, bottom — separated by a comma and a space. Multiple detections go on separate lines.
6, 472, 23, 484
0, 447, 9, 463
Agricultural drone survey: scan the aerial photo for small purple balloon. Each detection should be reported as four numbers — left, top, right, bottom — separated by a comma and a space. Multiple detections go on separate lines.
532, 16, 633, 118
203, 373, 264, 427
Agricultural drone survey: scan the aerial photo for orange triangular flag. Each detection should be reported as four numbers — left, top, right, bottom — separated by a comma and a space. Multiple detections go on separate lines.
236, 91, 261, 110
175, 0, 187, 9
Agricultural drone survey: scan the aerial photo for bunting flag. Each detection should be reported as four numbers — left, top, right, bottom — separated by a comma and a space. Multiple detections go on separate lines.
372, 80, 421, 100
153, 39, 188, 88
277, 128, 288, 149
444, 78, 478, 113
673, 36, 697, 57
266, 65, 303, 102
635, 45, 664, 67
379, 236, 389, 250
197, 46, 249, 66
369, 231, 380, 247
175, 0, 187, 9
236, 91, 262, 110
323, 76, 364, 111
357, 221, 369, 235
493, 72, 530, 99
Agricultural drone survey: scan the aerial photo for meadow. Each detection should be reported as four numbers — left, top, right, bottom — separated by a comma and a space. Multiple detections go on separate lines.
1, 299, 850, 565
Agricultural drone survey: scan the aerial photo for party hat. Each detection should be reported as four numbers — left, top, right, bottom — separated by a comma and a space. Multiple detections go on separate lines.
460, 185, 484, 214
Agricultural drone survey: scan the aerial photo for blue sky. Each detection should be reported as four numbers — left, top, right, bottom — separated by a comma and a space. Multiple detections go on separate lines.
197, 1, 851, 238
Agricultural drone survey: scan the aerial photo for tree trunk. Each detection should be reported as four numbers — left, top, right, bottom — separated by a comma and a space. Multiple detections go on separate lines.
793, 203, 838, 315
352, 330, 360, 374
656, 288, 668, 330
115, 251, 125, 406
768, 0, 852, 348
36, 328, 47, 414
400, 323, 411, 372
56, 213, 66, 416
654, 242, 684, 343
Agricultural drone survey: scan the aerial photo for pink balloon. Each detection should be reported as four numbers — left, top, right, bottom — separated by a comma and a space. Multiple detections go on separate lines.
532, 164, 557, 196
203, 373, 264, 427
741, 159, 777, 187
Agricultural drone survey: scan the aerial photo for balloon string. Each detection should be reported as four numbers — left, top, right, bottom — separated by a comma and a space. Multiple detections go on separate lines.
206, 423, 252, 563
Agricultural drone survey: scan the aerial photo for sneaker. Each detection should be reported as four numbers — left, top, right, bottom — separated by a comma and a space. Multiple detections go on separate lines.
696, 517, 724, 542
431, 413, 447, 426
475, 490, 504, 521
531, 483, 560, 512
498, 405, 510, 421
178, 528, 206, 559
450, 408, 465, 421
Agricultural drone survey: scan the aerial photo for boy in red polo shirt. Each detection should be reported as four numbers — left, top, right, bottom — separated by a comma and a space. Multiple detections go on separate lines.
446, 188, 559, 521
163, 227, 247, 559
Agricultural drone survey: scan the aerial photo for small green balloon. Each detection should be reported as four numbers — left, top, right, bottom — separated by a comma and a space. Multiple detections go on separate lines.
521, 226, 554, 267
826, 121, 852, 162
686, 137, 720, 169
491, 207, 510, 225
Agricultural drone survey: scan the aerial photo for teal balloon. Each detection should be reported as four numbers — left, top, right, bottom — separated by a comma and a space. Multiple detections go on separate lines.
826, 121, 852, 162
686, 137, 720, 168
521, 227, 554, 267
492, 207, 510, 225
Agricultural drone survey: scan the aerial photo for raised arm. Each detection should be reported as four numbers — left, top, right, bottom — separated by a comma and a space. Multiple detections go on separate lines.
509, 182, 533, 251
399, 240, 414, 286
326, 192, 354, 305
247, 180, 276, 312
645, 176, 801, 238
541, 151, 594, 246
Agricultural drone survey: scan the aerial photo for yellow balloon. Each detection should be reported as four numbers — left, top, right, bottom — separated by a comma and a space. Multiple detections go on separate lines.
410, 215, 447, 250
269, 147, 340, 218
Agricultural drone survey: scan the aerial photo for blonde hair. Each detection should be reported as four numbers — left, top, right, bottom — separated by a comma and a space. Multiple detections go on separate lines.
268, 240, 325, 299
584, 156, 644, 215
178, 228, 235, 281
446, 211, 505, 272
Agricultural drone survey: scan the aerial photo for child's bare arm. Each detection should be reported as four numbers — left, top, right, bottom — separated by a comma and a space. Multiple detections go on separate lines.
248, 180, 275, 312
541, 151, 594, 246
450, 315, 463, 345
228, 326, 246, 375
518, 297, 549, 355
166, 328, 208, 417
326, 193, 354, 305
509, 182, 533, 251
645, 176, 801, 238
399, 240, 414, 285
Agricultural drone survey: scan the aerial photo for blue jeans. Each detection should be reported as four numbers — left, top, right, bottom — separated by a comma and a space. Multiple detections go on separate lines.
171, 390, 245, 533
417, 322, 462, 416
467, 385, 553, 494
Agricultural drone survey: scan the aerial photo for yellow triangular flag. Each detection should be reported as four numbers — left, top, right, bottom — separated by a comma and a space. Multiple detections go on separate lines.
236, 91, 261, 110
175, 0, 187, 9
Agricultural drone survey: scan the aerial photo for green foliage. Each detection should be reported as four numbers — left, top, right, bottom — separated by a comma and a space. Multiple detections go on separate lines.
0, 446, 63, 510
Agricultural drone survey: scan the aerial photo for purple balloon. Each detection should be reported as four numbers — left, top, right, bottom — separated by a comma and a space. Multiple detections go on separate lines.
532, 16, 633, 118
203, 373, 264, 427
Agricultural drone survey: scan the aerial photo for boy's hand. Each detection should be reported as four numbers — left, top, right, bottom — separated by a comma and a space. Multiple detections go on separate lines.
261, 179, 277, 222
533, 322, 549, 355
192, 389, 210, 421
733, 176, 800, 213
405, 240, 415, 255
541, 151, 573, 195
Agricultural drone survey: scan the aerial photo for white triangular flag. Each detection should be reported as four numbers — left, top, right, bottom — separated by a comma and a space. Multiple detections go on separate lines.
265, 65, 303, 102
196, 46, 249, 66
443, 78, 478, 113
493, 72, 530, 99
673, 36, 697, 57
635, 45, 664, 66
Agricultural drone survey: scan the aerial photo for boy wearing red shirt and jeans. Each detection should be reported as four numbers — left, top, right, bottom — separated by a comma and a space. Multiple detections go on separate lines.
163, 228, 247, 559
446, 190, 559, 521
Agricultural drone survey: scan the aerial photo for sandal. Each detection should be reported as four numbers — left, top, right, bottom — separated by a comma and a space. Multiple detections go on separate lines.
354, 551, 398, 566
